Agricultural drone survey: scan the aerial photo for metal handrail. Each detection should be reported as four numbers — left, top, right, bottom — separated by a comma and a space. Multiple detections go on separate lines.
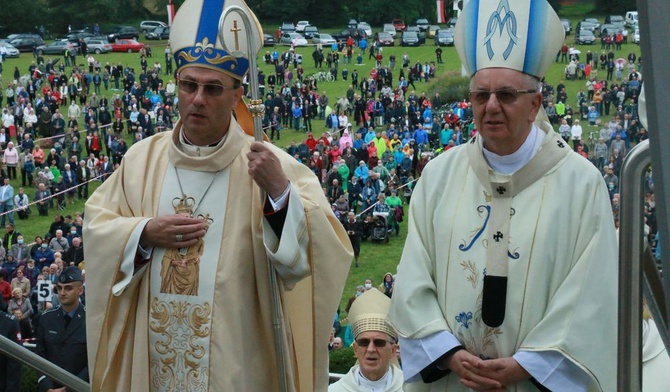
617, 139, 649, 392
0, 334, 90, 391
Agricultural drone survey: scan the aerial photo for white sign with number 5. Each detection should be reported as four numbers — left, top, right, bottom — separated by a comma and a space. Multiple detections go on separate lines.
37, 280, 53, 302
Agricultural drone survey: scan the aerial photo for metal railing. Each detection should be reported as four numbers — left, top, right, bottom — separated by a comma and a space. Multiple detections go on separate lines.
0, 335, 90, 391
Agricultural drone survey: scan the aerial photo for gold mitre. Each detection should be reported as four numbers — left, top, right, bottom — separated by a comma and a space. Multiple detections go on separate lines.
454, 0, 565, 79
349, 289, 397, 340
170, 0, 263, 80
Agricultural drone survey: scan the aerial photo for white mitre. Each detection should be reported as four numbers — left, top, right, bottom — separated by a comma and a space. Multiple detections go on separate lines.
454, 0, 565, 79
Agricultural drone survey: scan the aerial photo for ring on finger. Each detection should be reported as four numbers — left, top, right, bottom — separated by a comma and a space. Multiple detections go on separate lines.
175, 234, 183, 242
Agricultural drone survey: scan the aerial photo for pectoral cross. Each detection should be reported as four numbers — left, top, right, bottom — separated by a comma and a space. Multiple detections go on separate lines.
230, 20, 241, 51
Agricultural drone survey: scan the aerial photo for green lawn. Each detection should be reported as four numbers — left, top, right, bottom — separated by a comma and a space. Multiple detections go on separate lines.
0, 6, 642, 319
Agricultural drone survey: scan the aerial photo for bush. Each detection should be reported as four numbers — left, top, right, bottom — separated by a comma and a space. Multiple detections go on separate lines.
329, 346, 356, 375
426, 71, 471, 105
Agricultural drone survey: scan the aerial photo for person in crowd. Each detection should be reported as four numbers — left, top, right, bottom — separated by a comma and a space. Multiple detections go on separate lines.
82, 1, 352, 390
8, 287, 33, 338
342, 211, 364, 268
388, 1, 618, 391
0, 310, 22, 389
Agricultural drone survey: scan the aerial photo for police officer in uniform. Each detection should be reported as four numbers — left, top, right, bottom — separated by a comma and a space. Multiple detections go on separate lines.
0, 311, 22, 391
36, 266, 88, 392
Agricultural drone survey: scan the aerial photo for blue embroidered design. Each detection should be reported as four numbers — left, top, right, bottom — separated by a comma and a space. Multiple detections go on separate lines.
456, 312, 473, 329
508, 249, 520, 259
459, 205, 491, 251
484, 0, 518, 60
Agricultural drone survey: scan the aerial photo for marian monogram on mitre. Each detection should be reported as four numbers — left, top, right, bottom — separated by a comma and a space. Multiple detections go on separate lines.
159, 195, 214, 296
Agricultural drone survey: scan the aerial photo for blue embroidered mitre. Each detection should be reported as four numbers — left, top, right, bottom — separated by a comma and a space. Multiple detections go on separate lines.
170, 0, 263, 80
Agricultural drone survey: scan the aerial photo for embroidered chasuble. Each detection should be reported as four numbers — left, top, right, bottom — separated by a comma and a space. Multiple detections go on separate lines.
388, 125, 618, 391
84, 118, 352, 391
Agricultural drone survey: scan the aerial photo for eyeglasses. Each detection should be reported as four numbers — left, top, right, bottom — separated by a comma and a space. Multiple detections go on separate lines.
355, 338, 394, 348
177, 80, 237, 96
468, 88, 538, 105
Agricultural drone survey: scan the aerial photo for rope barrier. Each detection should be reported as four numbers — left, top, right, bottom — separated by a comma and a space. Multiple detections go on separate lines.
354, 177, 417, 219
0, 172, 111, 218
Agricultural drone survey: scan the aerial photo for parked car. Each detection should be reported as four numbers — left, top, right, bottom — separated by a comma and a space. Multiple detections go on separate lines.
280, 32, 308, 47
312, 33, 336, 45
9, 36, 45, 52
303, 26, 318, 39
582, 18, 600, 31
434, 29, 454, 46
605, 15, 626, 30
36, 41, 75, 55
140, 21, 167, 34
107, 26, 139, 41
416, 18, 430, 31
348, 19, 358, 29
374, 32, 394, 46
401, 31, 420, 46
263, 33, 276, 46
295, 21, 310, 32
280, 22, 296, 33
358, 22, 372, 37
447, 17, 458, 28
632, 28, 640, 44
576, 21, 597, 34
427, 25, 440, 38
6, 33, 42, 42
599, 24, 623, 37
146, 26, 170, 40
332, 28, 367, 42
575, 30, 596, 45
392, 18, 406, 31
405, 26, 426, 44
111, 39, 146, 52
560, 18, 571, 35
86, 39, 112, 54
59, 31, 94, 42
625, 11, 638, 28
382, 23, 396, 38
0, 41, 20, 57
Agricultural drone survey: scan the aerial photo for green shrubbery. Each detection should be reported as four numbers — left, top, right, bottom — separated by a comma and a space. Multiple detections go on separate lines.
329, 346, 356, 375
426, 71, 471, 105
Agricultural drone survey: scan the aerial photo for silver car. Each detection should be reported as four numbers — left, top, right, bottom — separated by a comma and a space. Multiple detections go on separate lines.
312, 33, 336, 45
86, 39, 112, 54
0, 41, 20, 58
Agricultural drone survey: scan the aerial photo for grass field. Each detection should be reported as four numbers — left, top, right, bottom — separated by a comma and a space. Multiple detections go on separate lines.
0, 4, 642, 317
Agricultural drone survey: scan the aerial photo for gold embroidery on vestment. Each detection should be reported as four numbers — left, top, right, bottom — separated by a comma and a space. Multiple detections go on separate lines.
149, 298, 212, 390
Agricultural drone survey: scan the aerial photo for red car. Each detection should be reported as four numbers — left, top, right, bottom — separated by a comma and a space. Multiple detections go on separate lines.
392, 18, 406, 31
111, 39, 146, 53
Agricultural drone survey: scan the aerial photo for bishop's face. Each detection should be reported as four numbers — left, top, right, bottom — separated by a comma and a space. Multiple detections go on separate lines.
177, 67, 243, 146
470, 68, 542, 156
354, 331, 397, 381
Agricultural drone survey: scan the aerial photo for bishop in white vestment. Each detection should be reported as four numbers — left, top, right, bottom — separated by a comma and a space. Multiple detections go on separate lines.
387, 1, 618, 391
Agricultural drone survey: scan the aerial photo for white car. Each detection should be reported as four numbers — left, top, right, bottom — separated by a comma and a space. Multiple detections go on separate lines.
383, 23, 396, 38
633, 28, 640, 44
280, 32, 308, 47
140, 20, 167, 34
358, 22, 372, 37
295, 21, 310, 32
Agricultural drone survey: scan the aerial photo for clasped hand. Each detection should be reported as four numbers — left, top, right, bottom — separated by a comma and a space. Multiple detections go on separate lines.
445, 350, 530, 391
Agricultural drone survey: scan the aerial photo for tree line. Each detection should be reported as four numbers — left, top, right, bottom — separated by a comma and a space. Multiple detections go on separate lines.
1, 0, 636, 36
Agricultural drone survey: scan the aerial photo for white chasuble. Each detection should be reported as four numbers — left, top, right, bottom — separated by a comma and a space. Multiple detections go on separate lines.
388, 126, 618, 392
148, 164, 230, 391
